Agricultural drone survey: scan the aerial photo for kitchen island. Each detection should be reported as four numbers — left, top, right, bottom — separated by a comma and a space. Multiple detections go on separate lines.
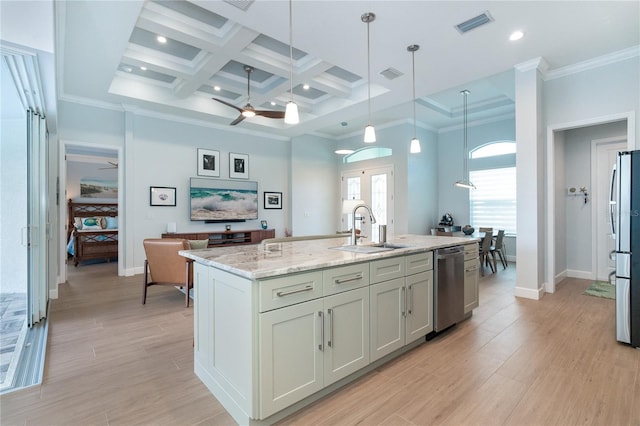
180, 234, 478, 425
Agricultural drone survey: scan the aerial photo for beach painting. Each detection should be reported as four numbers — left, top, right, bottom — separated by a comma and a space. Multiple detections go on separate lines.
80, 178, 118, 199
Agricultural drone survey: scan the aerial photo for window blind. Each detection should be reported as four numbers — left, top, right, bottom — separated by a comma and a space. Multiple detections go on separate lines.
469, 167, 516, 234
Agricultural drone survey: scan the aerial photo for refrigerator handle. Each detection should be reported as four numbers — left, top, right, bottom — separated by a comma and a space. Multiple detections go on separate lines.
609, 164, 617, 239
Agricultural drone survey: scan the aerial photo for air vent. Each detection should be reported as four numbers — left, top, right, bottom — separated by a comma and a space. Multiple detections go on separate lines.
223, 0, 254, 11
455, 11, 494, 34
380, 67, 403, 80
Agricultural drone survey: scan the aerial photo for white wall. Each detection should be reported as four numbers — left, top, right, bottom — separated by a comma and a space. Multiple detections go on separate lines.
562, 121, 627, 276
290, 134, 339, 236
335, 122, 439, 236
437, 117, 515, 227
545, 56, 639, 145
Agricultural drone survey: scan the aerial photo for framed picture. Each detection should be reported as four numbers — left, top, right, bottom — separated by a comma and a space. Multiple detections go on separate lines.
150, 186, 176, 206
197, 148, 220, 177
229, 152, 249, 179
264, 191, 282, 209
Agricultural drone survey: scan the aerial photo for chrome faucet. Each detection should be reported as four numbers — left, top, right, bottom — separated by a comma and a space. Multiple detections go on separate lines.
351, 203, 377, 245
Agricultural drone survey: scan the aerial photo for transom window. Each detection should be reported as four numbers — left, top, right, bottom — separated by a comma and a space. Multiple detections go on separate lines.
470, 141, 516, 159
344, 146, 392, 163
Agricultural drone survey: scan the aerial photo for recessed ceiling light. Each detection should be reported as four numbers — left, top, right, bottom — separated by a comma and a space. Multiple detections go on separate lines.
140, 66, 147, 71
335, 149, 354, 155
213, 86, 221, 91
303, 84, 310, 90
270, 101, 276, 106
122, 66, 133, 73
509, 30, 524, 41
157, 35, 167, 44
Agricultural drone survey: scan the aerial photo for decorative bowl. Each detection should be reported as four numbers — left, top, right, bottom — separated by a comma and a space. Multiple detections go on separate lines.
462, 225, 475, 235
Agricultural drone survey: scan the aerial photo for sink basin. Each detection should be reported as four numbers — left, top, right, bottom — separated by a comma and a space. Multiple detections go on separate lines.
330, 242, 411, 254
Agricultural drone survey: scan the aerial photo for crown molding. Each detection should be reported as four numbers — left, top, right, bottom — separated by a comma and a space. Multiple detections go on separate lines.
545, 45, 640, 81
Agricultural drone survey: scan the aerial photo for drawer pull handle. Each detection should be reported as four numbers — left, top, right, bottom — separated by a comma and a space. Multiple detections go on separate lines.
276, 285, 313, 297
334, 274, 363, 284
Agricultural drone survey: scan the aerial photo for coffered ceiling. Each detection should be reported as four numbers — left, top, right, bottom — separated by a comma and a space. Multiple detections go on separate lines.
56, 1, 639, 139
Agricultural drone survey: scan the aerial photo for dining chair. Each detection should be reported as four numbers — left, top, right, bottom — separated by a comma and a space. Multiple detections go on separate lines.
478, 227, 493, 233
478, 231, 495, 275
142, 238, 194, 307
435, 231, 453, 236
489, 230, 508, 269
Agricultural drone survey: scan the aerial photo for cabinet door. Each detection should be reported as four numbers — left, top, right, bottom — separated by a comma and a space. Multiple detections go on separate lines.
369, 278, 405, 362
406, 271, 433, 344
259, 299, 324, 418
323, 287, 370, 386
464, 258, 479, 313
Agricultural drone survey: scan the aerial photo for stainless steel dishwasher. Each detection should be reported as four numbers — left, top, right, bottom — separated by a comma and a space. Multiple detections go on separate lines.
434, 246, 465, 332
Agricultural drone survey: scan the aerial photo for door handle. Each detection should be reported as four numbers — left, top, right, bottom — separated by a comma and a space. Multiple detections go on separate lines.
408, 285, 413, 315
327, 308, 333, 348
318, 311, 324, 351
609, 165, 617, 238
401, 286, 406, 317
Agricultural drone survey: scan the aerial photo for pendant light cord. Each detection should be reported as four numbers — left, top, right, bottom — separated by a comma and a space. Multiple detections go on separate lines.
411, 50, 416, 139
462, 90, 469, 179
289, 0, 294, 102
366, 19, 371, 123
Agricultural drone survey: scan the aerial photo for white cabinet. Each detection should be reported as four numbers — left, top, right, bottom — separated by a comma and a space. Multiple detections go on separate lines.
322, 287, 370, 385
259, 298, 324, 418
369, 253, 433, 362
463, 245, 479, 314
259, 286, 369, 418
405, 271, 433, 344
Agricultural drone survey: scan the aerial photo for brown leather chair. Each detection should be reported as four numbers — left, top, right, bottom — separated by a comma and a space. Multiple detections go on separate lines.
143, 238, 194, 307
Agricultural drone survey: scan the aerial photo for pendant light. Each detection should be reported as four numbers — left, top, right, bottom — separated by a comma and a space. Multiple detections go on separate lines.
407, 44, 421, 154
454, 89, 476, 189
284, 0, 299, 124
362, 12, 376, 143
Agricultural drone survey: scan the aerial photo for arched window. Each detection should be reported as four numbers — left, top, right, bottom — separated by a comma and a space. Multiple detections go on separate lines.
468, 141, 516, 234
470, 141, 516, 158
343, 146, 392, 163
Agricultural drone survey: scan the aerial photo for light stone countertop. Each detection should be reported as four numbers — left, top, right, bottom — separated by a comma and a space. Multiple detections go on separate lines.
180, 234, 479, 280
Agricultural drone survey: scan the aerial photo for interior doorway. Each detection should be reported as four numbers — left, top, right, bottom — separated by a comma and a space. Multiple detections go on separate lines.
592, 138, 626, 282
60, 142, 123, 284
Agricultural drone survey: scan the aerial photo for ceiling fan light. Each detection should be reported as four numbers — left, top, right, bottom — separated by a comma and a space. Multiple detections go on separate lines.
284, 101, 299, 124
242, 109, 256, 118
364, 124, 376, 143
410, 137, 421, 153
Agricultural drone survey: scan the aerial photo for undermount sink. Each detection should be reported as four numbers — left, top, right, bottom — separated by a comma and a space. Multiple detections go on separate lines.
330, 242, 411, 254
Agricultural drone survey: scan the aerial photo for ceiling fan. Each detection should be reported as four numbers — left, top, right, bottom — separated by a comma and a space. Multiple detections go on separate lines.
99, 161, 118, 170
212, 65, 285, 126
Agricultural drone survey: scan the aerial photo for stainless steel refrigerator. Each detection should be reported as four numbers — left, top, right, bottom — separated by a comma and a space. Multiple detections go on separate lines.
611, 150, 640, 348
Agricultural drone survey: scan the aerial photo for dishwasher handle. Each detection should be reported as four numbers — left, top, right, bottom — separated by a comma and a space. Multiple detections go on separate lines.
437, 246, 464, 259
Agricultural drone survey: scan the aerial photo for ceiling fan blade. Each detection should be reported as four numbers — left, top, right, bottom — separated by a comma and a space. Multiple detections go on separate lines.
212, 98, 244, 113
229, 114, 247, 126
255, 110, 286, 119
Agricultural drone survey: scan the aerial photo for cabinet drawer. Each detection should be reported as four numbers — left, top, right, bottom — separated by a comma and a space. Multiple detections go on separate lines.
259, 271, 323, 312
370, 256, 405, 284
405, 251, 433, 275
464, 243, 479, 260
323, 263, 370, 296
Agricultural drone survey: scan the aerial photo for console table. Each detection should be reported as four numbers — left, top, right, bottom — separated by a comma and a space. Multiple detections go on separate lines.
162, 229, 275, 247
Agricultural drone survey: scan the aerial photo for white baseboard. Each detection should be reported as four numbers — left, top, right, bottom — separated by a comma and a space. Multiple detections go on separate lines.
566, 269, 593, 280
514, 285, 545, 300
555, 269, 568, 284
125, 267, 143, 276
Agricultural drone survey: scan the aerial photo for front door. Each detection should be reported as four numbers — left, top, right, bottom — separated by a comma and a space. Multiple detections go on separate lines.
341, 166, 394, 244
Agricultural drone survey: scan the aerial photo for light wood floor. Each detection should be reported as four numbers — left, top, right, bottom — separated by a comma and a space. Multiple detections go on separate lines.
1, 262, 638, 425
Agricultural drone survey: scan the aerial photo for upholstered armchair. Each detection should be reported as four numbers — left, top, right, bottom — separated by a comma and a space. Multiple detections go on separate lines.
142, 238, 194, 307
